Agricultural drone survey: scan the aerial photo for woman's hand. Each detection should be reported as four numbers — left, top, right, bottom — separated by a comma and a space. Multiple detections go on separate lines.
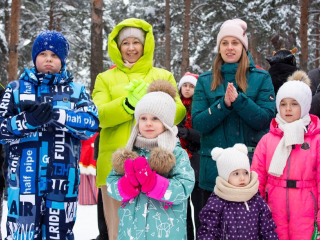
224, 89, 232, 107
227, 83, 238, 103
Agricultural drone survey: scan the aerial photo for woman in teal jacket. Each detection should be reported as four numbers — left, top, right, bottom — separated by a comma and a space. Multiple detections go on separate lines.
191, 19, 275, 204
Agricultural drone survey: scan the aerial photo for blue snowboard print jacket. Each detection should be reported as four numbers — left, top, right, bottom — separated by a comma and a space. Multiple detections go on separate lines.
0, 67, 99, 240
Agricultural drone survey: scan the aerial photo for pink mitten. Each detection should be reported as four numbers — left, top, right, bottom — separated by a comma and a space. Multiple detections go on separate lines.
124, 159, 139, 187
133, 157, 156, 193
118, 176, 140, 200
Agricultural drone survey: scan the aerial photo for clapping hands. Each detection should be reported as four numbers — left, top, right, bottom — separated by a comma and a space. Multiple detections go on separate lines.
224, 82, 238, 107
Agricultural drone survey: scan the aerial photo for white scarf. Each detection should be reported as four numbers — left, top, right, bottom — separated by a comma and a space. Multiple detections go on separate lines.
268, 113, 310, 177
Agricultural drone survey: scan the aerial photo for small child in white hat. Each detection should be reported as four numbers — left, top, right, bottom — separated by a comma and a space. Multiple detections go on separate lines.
198, 144, 278, 240
107, 80, 195, 239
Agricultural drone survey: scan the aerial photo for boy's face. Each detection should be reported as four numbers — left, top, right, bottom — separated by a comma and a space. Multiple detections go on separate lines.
35, 50, 61, 74
138, 113, 165, 139
228, 169, 250, 187
279, 97, 301, 123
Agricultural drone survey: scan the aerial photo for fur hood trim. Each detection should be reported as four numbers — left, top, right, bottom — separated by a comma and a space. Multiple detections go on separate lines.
111, 148, 139, 175
112, 147, 176, 175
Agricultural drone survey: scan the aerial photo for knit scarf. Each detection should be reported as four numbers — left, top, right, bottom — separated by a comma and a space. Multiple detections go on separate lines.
126, 125, 178, 152
134, 134, 158, 150
268, 113, 310, 177
180, 96, 193, 158
214, 171, 259, 202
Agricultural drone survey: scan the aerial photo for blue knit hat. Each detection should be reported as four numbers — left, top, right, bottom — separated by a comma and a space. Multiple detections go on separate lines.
32, 30, 69, 68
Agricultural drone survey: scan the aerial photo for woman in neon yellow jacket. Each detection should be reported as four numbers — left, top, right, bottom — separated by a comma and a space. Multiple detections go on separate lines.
92, 18, 186, 240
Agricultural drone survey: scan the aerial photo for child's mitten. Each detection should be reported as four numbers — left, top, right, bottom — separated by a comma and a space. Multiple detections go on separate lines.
133, 156, 156, 193
124, 159, 140, 187
118, 175, 140, 200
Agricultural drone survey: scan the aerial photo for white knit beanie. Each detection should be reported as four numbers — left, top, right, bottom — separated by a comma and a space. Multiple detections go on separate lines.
211, 144, 250, 182
216, 19, 248, 50
117, 27, 145, 47
276, 70, 312, 118
178, 72, 199, 90
126, 80, 178, 152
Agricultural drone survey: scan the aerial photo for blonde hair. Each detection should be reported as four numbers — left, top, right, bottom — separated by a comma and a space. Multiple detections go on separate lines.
211, 48, 249, 93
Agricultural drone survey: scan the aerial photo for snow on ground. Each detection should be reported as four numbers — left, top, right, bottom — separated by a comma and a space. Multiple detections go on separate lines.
1, 201, 99, 240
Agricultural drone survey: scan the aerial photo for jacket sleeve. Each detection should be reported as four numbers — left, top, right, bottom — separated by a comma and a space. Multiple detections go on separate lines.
251, 134, 269, 199
258, 197, 279, 240
92, 72, 133, 129
52, 85, 99, 140
106, 168, 125, 202
197, 193, 223, 240
147, 147, 195, 205
192, 75, 232, 134
232, 73, 275, 131
0, 82, 39, 144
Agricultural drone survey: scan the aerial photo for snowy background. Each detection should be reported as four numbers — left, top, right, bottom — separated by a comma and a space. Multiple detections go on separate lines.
1, 201, 99, 240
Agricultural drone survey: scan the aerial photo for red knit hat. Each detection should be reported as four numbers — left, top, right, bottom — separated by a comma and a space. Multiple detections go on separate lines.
178, 72, 199, 90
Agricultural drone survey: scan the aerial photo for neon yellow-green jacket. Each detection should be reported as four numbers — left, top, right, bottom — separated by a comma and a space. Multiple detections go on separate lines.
92, 18, 186, 187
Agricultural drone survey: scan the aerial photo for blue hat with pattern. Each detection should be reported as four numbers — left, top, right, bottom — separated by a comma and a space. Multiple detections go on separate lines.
32, 30, 69, 67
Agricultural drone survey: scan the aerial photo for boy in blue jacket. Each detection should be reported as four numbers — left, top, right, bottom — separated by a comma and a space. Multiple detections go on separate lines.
0, 30, 99, 240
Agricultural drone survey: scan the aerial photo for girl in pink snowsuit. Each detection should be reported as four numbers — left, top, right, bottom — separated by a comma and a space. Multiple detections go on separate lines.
251, 70, 320, 240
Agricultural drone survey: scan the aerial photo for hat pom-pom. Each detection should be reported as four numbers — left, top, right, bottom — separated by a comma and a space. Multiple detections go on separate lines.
287, 70, 311, 87
211, 147, 224, 161
147, 80, 176, 99
233, 143, 248, 155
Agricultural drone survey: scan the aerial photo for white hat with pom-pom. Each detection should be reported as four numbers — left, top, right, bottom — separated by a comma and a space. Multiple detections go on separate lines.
211, 143, 250, 182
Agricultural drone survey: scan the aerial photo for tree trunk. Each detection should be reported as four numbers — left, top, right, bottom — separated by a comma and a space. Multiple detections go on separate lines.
4, 0, 10, 43
90, 0, 103, 94
315, 13, 319, 68
180, 0, 191, 78
299, 0, 309, 71
165, 0, 171, 72
49, 0, 54, 30
250, 33, 259, 65
8, 0, 21, 82
3, 0, 10, 87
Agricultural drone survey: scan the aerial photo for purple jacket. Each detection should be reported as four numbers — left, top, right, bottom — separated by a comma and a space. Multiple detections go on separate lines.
198, 192, 279, 240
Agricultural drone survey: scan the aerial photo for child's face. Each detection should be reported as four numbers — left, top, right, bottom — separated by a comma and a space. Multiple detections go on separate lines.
279, 98, 301, 123
35, 50, 61, 74
228, 169, 250, 187
138, 113, 165, 139
181, 82, 195, 99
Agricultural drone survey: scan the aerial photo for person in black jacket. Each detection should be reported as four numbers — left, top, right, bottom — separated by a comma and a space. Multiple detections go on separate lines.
309, 66, 320, 118
177, 72, 201, 240
266, 33, 298, 95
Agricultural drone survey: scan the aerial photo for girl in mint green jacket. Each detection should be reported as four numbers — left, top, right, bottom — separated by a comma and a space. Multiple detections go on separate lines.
107, 80, 195, 239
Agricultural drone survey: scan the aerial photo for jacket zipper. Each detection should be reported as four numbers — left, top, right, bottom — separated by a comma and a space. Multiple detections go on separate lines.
287, 154, 291, 222
223, 222, 228, 240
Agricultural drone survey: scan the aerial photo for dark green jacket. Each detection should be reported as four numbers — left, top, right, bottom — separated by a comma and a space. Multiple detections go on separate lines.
191, 52, 275, 190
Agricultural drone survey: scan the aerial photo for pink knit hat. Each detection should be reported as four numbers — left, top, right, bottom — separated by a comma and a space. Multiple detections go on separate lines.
217, 19, 248, 50
178, 72, 199, 90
